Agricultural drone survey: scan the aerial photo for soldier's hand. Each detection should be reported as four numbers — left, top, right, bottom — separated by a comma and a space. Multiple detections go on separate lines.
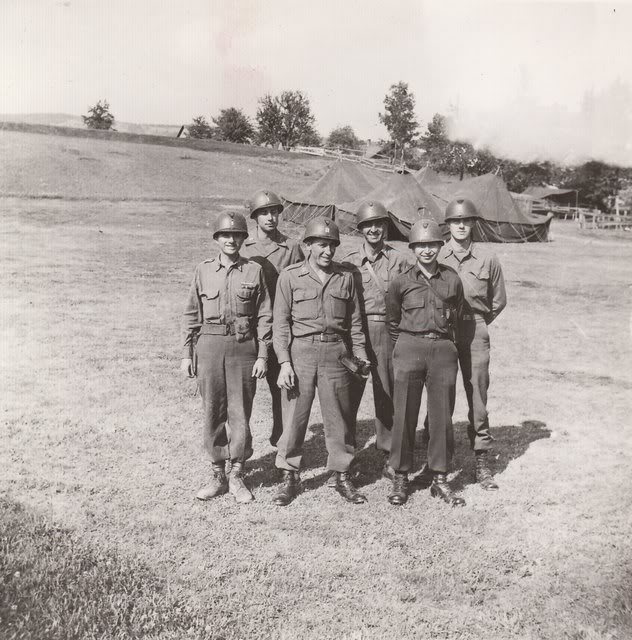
252, 357, 267, 379
277, 362, 296, 390
180, 358, 194, 378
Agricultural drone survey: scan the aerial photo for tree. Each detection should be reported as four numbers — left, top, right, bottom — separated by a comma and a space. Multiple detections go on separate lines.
82, 100, 115, 130
256, 90, 320, 150
188, 116, 215, 139
378, 82, 419, 161
212, 107, 255, 144
327, 125, 361, 150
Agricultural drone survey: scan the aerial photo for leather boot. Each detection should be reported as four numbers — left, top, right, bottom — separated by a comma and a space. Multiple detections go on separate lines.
273, 470, 299, 506
475, 451, 499, 490
196, 462, 228, 501
430, 473, 465, 507
326, 471, 338, 488
382, 452, 396, 481
228, 462, 254, 504
335, 472, 367, 504
388, 472, 409, 506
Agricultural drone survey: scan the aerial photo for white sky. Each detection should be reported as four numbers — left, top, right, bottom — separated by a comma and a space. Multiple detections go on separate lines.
2, 0, 632, 163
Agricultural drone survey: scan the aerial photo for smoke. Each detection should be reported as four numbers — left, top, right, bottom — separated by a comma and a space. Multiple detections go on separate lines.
448, 80, 632, 167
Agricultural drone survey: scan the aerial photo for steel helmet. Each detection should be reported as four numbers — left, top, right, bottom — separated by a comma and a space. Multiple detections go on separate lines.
408, 219, 444, 246
356, 201, 389, 228
213, 211, 249, 239
248, 190, 284, 219
444, 198, 479, 222
303, 217, 340, 246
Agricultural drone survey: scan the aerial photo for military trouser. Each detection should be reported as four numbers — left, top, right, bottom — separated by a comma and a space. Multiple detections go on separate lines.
195, 333, 256, 464
264, 349, 283, 447
457, 316, 492, 451
390, 333, 458, 473
275, 337, 355, 473
350, 318, 394, 453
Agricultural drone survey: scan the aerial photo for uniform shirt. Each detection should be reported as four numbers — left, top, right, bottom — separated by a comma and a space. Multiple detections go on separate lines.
241, 230, 304, 303
273, 260, 368, 364
438, 240, 507, 323
181, 255, 272, 359
386, 264, 464, 342
340, 243, 408, 317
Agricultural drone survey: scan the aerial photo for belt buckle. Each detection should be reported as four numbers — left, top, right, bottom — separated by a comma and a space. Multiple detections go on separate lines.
320, 332, 337, 342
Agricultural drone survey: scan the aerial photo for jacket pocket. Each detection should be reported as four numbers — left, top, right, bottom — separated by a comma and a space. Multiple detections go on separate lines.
236, 286, 256, 317
201, 289, 220, 320
293, 289, 319, 320
330, 290, 350, 319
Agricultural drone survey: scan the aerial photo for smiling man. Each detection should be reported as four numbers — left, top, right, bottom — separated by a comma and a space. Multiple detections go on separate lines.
241, 190, 304, 447
340, 201, 408, 480
439, 198, 507, 490
272, 218, 369, 506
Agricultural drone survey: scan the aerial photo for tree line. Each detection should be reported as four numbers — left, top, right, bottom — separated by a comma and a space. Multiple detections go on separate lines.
83, 86, 631, 211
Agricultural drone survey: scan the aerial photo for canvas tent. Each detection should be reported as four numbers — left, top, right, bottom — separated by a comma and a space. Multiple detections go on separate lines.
428, 173, 553, 242
522, 186, 577, 208
337, 171, 445, 240
281, 159, 387, 225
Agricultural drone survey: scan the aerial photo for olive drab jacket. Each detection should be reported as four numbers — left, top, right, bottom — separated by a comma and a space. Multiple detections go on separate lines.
273, 260, 368, 365
181, 256, 272, 359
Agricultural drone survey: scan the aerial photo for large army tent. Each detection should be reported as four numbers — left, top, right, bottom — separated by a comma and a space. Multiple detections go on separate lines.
281, 159, 387, 224
428, 173, 553, 242
337, 171, 445, 239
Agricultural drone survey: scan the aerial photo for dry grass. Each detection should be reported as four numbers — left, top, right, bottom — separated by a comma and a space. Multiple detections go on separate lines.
1, 130, 632, 639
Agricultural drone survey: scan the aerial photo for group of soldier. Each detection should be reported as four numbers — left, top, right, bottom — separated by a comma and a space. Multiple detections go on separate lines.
181, 188, 506, 508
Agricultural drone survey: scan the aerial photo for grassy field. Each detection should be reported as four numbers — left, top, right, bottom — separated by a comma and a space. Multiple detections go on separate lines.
1, 130, 632, 639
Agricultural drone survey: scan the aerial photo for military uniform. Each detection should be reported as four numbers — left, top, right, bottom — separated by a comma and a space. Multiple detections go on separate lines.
438, 241, 506, 451
341, 243, 408, 452
241, 231, 304, 446
273, 260, 367, 474
386, 263, 463, 474
182, 256, 272, 464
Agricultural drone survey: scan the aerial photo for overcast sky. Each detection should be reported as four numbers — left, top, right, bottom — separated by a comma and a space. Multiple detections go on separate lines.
2, 0, 631, 164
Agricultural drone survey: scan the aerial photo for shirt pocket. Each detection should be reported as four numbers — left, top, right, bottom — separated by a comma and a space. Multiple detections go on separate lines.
330, 289, 350, 319
201, 289, 220, 320
236, 286, 256, 317
293, 289, 319, 320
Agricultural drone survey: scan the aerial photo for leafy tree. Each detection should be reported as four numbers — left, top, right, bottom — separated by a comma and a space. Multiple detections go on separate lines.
378, 82, 419, 161
327, 125, 361, 150
212, 107, 255, 144
256, 90, 320, 150
561, 161, 623, 210
82, 100, 115, 130
187, 116, 215, 139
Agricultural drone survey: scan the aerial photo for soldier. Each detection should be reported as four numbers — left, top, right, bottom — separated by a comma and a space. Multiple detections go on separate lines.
386, 219, 465, 506
272, 218, 370, 506
340, 201, 408, 480
438, 198, 507, 490
241, 190, 304, 447
180, 211, 272, 504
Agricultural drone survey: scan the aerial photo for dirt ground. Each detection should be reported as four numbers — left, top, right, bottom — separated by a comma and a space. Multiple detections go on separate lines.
1, 131, 632, 639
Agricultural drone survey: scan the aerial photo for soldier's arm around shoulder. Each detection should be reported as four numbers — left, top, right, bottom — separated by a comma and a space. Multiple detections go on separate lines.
489, 252, 507, 322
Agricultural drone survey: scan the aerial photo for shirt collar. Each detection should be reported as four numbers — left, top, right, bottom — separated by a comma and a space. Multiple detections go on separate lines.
414, 264, 440, 280
216, 255, 245, 271
246, 230, 288, 248
447, 238, 476, 260
360, 242, 390, 264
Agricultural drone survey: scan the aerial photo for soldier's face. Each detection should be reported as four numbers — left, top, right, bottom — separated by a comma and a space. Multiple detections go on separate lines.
215, 232, 246, 256
359, 220, 387, 246
255, 207, 280, 232
412, 242, 442, 266
307, 239, 336, 268
449, 218, 475, 242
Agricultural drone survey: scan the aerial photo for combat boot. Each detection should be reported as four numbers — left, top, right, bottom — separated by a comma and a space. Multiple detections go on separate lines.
335, 472, 367, 504
196, 462, 228, 501
430, 473, 465, 507
382, 452, 396, 481
326, 471, 338, 488
273, 470, 300, 506
388, 472, 409, 506
227, 462, 254, 504
475, 451, 499, 490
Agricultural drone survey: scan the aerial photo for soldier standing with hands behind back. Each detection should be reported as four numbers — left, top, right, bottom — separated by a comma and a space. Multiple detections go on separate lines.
241, 190, 304, 447
439, 198, 507, 490
180, 211, 272, 504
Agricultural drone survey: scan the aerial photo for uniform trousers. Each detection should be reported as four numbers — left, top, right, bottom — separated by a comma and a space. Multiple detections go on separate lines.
457, 316, 492, 451
275, 337, 355, 473
350, 318, 394, 453
195, 333, 256, 463
390, 333, 458, 473
264, 349, 283, 447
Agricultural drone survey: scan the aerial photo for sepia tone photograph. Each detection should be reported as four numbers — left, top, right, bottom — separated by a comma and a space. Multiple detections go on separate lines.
1, 1, 631, 638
